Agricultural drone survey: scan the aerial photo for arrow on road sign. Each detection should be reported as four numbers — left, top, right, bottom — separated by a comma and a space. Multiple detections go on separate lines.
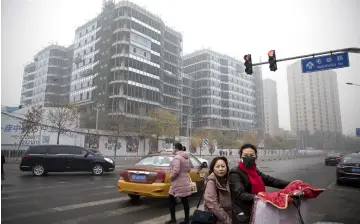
203, 139, 209, 145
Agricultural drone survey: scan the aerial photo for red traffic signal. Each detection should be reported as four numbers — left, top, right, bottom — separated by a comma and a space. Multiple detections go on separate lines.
244, 54, 253, 75
268, 50, 275, 57
268, 50, 277, 72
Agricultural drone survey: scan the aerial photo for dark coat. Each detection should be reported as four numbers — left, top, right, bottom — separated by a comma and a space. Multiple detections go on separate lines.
228, 166, 290, 224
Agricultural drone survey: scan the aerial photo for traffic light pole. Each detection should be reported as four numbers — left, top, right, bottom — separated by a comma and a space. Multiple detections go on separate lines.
251, 47, 360, 66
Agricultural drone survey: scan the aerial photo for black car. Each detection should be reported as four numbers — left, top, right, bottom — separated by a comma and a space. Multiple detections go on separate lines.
19, 145, 115, 176
86, 148, 103, 156
325, 153, 342, 166
336, 153, 360, 185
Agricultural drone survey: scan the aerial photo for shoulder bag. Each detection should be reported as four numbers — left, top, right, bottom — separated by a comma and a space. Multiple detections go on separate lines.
190, 180, 218, 224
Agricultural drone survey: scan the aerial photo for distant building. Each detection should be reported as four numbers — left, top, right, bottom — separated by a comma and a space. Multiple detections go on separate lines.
263, 78, 279, 136
70, 0, 182, 130
20, 45, 73, 107
287, 60, 343, 149
183, 49, 258, 133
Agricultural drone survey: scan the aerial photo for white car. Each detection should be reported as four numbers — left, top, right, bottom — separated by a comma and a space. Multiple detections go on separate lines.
162, 149, 209, 168
190, 153, 209, 168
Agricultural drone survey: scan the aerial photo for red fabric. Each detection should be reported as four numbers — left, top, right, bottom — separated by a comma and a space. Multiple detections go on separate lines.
257, 180, 325, 209
238, 161, 266, 194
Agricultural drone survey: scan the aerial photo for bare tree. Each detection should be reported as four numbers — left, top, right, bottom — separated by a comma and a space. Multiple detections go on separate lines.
107, 114, 130, 156
47, 106, 77, 144
18, 105, 44, 149
143, 108, 179, 145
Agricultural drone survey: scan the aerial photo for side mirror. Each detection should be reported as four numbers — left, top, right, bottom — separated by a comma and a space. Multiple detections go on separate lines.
201, 162, 208, 168
84, 152, 89, 158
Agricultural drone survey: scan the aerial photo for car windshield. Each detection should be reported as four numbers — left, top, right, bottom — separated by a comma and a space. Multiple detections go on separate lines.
135, 155, 173, 167
90, 149, 102, 155
341, 155, 360, 164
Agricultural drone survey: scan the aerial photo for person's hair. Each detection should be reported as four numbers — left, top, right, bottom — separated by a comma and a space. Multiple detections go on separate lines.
239, 143, 258, 157
209, 156, 229, 176
180, 146, 186, 151
174, 143, 182, 150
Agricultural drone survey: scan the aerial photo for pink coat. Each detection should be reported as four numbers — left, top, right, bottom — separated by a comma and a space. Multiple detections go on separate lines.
169, 151, 192, 198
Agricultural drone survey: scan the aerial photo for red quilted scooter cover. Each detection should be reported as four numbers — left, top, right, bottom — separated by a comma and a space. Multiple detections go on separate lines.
257, 180, 325, 209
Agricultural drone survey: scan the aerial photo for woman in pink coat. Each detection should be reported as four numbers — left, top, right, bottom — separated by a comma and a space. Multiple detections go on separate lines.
165, 143, 192, 224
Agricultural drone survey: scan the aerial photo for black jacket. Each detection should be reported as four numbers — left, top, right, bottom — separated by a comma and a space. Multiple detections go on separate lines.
228, 166, 290, 224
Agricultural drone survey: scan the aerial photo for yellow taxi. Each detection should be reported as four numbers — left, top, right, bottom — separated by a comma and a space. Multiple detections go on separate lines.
118, 151, 209, 200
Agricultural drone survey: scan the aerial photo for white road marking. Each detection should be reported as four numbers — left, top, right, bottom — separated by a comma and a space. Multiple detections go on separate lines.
54, 203, 156, 224
1, 181, 98, 194
326, 186, 360, 193
1, 201, 41, 208
2, 196, 128, 222
1, 185, 116, 200
326, 181, 336, 189
134, 204, 204, 224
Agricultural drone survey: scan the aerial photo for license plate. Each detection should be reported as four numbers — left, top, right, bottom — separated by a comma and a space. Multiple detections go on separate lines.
131, 174, 146, 181
351, 168, 360, 173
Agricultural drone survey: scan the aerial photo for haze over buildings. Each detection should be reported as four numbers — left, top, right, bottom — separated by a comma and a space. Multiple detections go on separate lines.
263, 78, 279, 137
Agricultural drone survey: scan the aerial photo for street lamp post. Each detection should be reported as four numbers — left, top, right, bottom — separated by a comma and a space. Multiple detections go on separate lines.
346, 82, 360, 86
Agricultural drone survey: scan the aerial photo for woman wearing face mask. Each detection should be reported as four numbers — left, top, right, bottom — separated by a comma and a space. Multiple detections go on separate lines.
166, 143, 192, 224
203, 157, 232, 224
228, 144, 290, 224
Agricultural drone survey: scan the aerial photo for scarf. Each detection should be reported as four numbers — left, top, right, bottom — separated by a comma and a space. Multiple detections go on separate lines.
238, 161, 266, 194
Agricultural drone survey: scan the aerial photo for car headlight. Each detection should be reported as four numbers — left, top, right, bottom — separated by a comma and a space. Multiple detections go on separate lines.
104, 158, 113, 163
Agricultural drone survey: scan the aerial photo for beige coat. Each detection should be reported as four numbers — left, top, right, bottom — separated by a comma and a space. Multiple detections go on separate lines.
204, 173, 232, 224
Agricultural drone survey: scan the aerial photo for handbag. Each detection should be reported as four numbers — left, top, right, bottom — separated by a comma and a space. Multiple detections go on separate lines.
190, 180, 217, 224
189, 175, 198, 194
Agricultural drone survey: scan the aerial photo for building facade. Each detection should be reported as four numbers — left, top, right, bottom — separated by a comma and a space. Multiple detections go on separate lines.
21, 45, 73, 107
253, 66, 266, 140
180, 73, 195, 136
263, 78, 279, 136
183, 49, 257, 133
70, 1, 182, 130
287, 60, 343, 149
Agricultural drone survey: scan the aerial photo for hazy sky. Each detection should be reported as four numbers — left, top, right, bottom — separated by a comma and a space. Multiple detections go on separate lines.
2, 0, 360, 136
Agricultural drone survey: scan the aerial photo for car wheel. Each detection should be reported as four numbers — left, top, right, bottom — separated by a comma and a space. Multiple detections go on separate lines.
32, 164, 46, 176
128, 194, 140, 200
92, 163, 104, 176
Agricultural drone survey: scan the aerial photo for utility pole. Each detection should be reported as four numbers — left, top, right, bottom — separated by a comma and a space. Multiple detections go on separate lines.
251, 47, 360, 67
95, 108, 99, 130
346, 82, 360, 87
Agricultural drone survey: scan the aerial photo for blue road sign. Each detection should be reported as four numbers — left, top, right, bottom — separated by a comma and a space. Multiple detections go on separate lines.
204, 139, 209, 145
301, 52, 350, 73
356, 128, 360, 137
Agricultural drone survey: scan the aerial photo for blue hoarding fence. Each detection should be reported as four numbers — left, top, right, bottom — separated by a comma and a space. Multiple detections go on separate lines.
301, 52, 350, 73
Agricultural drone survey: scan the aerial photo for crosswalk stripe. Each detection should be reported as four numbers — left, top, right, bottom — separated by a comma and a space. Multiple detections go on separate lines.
2, 196, 129, 222
1, 181, 99, 194
134, 204, 204, 224
53, 203, 158, 224
1, 185, 116, 200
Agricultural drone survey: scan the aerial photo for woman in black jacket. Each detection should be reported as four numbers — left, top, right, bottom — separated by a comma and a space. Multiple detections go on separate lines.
228, 144, 290, 224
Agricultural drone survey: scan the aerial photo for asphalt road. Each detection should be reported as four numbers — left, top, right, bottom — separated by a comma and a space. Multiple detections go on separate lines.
1, 157, 360, 224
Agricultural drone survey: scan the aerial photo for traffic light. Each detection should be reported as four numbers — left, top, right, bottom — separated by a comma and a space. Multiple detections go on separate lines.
244, 54, 253, 75
268, 50, 277, 71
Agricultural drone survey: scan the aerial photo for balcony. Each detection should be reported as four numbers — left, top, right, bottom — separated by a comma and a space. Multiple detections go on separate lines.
74, 56, 83, 64
80, 69, 93, 77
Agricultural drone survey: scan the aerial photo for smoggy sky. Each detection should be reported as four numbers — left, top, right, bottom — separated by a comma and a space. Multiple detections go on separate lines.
1, 0, 360, 136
